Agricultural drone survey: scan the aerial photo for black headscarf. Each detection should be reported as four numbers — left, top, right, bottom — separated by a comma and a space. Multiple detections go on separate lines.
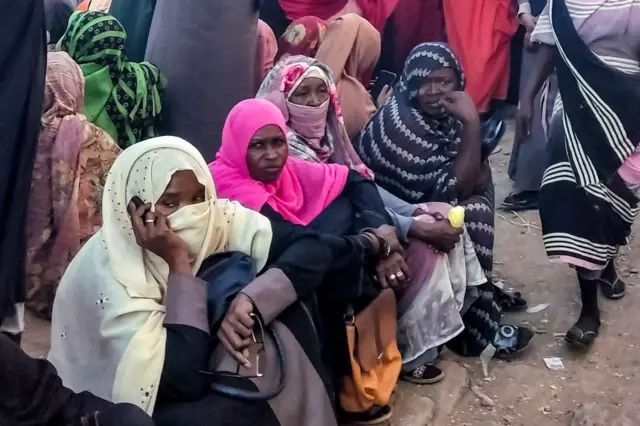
44, 0, 75, 45
355, 42, 466, 204
0, 0, 46, 322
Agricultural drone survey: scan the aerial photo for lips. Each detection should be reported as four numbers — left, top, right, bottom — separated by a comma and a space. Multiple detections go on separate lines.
263, 165, 283, 174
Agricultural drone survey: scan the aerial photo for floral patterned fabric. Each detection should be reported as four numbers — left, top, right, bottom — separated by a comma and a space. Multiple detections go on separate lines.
26, 52, 121, 319
257, 55, 371, 177
277, 17, 328, 61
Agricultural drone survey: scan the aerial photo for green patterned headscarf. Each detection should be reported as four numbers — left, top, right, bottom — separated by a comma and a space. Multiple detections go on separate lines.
57, 11, 167, 148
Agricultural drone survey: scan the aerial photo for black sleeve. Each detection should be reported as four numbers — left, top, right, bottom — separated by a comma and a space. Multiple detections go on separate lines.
260, 206, 374, 301
157, 273, 211, 403
262, 218, 335, 299
341, 170, 391, 229
158, 324, 211, 404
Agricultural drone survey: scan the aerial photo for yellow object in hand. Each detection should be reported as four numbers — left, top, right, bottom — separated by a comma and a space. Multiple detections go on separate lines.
448, 206, 465, 228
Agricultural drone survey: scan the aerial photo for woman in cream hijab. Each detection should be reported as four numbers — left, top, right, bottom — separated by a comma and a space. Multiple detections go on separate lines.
48, 136, 353, 425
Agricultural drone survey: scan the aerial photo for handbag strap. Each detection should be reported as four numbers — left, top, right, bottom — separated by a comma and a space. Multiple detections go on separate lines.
203, 323, 287, 401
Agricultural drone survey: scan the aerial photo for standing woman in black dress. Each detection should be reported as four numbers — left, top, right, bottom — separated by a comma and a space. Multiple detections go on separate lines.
0, 0, 46, 343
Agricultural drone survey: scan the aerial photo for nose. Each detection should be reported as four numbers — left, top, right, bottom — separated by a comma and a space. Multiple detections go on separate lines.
264, 144, 279, 160
425, 81, 439, 95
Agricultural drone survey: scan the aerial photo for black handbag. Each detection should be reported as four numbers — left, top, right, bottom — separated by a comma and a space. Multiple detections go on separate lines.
196, 252, 286, 401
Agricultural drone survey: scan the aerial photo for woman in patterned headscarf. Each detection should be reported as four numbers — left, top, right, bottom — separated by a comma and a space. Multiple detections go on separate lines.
356, 43, 497, 273
256, 55, 368, 174
58, 11, 166, 148
356, 43, 533, 348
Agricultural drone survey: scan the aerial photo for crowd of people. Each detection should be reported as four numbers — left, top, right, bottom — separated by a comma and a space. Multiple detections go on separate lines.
0, 0, 638, 425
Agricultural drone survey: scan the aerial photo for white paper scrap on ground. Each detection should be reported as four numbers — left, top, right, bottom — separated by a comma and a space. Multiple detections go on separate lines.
526, 303, 550, 314
543, 357, 565, 371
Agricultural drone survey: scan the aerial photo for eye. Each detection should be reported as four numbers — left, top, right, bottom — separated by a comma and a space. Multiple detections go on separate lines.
194, 192, 205, 203
160, 200, 176, 208
249, 141, 265, 150
274, 138, 286, 146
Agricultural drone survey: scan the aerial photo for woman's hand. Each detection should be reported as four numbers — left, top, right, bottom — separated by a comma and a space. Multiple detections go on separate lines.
376, 252, 410, 290
376, 85, 393, 108
520, 13, 537, 33
412, 207, 429, 217
441, 91, 480, 125
217, 294, 255, 368
372, 225, 404, 256
128, 202, 191, 270
409, 219, 463, 252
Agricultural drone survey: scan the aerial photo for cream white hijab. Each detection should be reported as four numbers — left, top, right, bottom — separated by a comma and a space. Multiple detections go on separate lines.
48, 136, 273, 414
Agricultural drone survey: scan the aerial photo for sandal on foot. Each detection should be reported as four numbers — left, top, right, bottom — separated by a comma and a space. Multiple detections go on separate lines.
565, 316, 600, 350
596, 276, 626, 300
496, 288, 528, 312
493, 325, 534, 360
338, 405, 392, 425
401, 364, 445, 385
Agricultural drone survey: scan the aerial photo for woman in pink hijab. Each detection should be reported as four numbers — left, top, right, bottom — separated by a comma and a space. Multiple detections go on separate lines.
210, 98, 519, 396
212, 98, 407, 425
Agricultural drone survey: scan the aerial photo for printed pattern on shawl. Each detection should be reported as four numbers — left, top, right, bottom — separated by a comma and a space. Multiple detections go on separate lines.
278, 17, 328, 60
257, 55, 371, 176
58, 11, 166, 148
26, 52, 121, 319
355, 43, 465, 203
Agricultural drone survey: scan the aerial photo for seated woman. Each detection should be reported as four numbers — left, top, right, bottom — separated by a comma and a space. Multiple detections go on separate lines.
26, 51, 121, 319
48, 136, 396, 426
0, 334, 153, 426
211, 99, 532, 387
278, 15, 387, 141
355, 42, 528, 308
57, 11, 166, 149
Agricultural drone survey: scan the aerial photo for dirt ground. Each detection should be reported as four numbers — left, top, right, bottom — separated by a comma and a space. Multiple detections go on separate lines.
19, 127, 640, 426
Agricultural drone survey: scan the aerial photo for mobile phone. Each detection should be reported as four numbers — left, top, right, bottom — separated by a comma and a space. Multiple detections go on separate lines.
130, 196, 145, 209
371, 70, 398, 102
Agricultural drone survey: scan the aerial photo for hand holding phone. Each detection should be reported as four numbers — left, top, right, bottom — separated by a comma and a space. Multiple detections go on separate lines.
370, 70, 397, 106
130, 195, 145, 209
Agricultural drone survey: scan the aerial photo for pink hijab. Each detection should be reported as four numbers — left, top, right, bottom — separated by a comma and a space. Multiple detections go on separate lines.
257, 20, 278, 82
210, 99, 350, 226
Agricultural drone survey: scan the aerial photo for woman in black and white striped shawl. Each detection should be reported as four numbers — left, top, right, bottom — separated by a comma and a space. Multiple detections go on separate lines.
522, 0, 640, 349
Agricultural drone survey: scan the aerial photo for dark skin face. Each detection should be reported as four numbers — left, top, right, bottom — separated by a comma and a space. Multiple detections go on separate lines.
417, 68, 458, 116
154, 170, 206, 217
246, 124, 289, 184
288, 77, 330, 107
